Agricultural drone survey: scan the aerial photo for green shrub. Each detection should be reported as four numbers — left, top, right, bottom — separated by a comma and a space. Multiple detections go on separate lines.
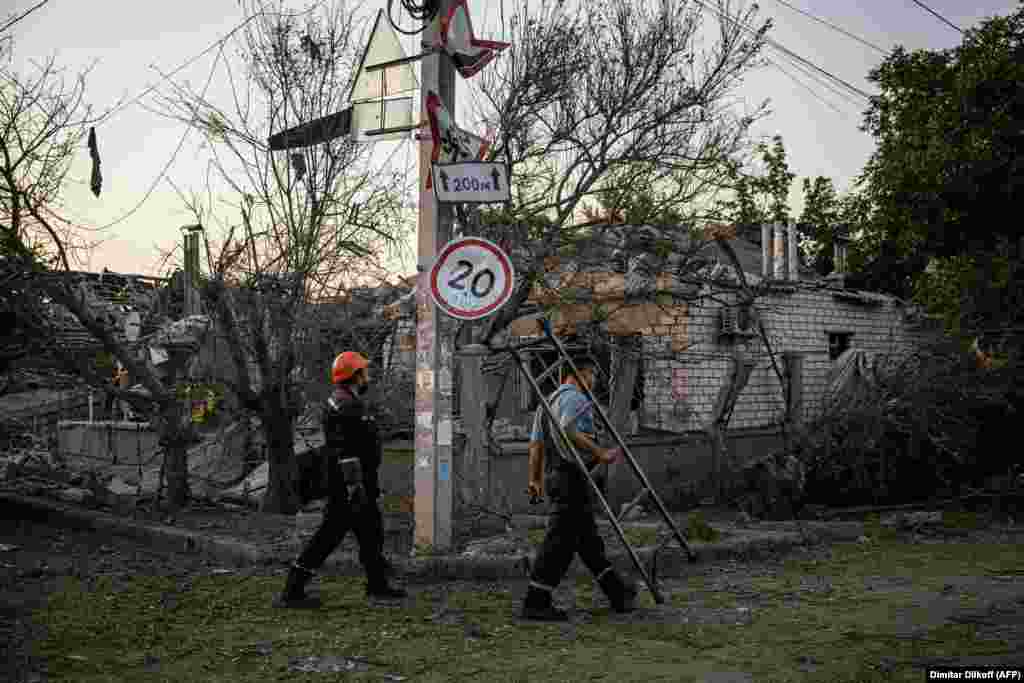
794, 336, 1022, 507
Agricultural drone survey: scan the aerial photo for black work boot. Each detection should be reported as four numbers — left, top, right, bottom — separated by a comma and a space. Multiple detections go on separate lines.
378, 545, 396, 577
366, 578, 407, 600
274, 564, 322, 608
520, 585, 569, 621
597, 569, 638, 613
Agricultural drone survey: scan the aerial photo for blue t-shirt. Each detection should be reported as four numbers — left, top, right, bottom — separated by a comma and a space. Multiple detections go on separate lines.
530, 384, 593, 463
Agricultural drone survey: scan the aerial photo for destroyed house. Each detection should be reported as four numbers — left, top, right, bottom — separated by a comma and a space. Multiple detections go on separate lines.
380, 222, 931, 506
387, 223, 926, 434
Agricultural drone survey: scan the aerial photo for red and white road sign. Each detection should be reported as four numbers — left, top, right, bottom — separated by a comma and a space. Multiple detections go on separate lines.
429, 237, 514, 320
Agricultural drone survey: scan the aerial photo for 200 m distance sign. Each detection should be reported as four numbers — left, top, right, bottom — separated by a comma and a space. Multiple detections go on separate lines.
429, 237, 514, 320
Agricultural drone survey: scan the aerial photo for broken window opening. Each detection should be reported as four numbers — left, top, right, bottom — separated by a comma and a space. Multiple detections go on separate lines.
828, 332, 853, 361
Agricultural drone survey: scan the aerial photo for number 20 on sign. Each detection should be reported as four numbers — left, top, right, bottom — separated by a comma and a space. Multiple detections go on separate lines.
429, 237, 515, 321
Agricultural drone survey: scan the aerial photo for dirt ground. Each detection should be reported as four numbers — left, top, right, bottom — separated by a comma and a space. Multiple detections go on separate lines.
3, 507, 1022, 682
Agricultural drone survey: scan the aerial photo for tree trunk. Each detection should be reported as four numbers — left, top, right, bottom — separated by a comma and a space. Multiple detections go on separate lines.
705, 353, 755, 501
159, 402, 191, 510
260, 396, 301, 514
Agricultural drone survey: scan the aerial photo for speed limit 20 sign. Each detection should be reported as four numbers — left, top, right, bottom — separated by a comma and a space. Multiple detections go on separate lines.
429, 237, 514, 320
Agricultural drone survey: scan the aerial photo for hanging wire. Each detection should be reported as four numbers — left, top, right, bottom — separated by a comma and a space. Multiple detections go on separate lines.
386, 0, 441, 36
765, 0, 889, 56
690, 0, 875, 104
96, 2, 327, 128
771, 60, 856, 121
907, 0, 964, 34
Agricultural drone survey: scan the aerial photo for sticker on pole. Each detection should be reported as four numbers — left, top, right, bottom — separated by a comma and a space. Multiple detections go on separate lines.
431, 161, 509, 204
429, 237, 514, 320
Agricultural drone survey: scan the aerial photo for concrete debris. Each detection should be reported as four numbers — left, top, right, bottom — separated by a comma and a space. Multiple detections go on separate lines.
186, 417, 263, 497
1, 448, 56, 474
219, 462, 269, 504
148, 314, 210, 349
287, 656, 370, 674
734, 511, 754, 527
881, 511, 943, 529
105, 476, 138, 497
57, 487, 93, 505
460, 534, 532, 559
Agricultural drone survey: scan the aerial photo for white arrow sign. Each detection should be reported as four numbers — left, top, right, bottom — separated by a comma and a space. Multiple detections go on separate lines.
431, 161, 510, 204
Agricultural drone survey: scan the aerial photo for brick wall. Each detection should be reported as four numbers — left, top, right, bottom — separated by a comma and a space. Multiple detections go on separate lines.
639, 283, 924, 433
383, 318, 417, 373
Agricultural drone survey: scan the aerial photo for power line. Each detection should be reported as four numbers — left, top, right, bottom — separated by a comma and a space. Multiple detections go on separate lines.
89, 43, 226, 231
774, 47, 870, 111
97, 3, 324, 126
771, 59, 856, 121
907, 0, 964, 34
764, 34, 874, 103
691, 0, 875, 104
765, 0, 889, 56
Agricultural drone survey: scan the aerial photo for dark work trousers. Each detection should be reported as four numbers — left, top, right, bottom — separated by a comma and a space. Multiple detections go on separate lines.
296, 462, 384, 580
529, 464, 614, 591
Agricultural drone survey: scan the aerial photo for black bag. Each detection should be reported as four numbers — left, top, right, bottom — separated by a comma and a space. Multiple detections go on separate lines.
296, 445, 332, 504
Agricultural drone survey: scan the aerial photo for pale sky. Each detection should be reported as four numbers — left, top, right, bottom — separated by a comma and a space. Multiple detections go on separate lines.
6, 0, 1016, 278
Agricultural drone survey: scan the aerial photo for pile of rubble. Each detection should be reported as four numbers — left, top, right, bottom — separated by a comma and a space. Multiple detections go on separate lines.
734, 452, 807, 521
0, 368, 82, 395
0, 419, 59, 481
2, 413, 269, 510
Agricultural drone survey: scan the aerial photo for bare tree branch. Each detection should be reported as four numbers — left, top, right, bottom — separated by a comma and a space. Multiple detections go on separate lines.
148, 0, 413, 514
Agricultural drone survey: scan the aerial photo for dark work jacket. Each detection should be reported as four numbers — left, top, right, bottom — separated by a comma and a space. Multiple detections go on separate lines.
323, 387, 383, 499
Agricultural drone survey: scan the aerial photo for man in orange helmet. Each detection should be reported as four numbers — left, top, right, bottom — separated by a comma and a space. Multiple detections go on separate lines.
275, 351, 406, 607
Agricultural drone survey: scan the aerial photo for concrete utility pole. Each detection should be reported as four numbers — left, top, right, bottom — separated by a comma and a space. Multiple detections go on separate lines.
414, 0, 456, 551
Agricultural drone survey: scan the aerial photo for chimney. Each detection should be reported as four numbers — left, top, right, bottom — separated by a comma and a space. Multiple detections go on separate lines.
182, 224, 203, 316
834, 233, 850, 275
773, 223, 785, 280
761, 223, 771, 279
787, 222, 799, 282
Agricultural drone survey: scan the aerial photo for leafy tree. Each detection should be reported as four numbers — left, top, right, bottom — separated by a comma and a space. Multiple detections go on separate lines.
798, 176, 840, 276
855, 3, 1024, 336
582, 164, 688, 228
720, 134, 796, 228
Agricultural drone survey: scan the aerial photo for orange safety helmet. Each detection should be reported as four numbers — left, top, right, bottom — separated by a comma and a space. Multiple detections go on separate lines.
331, 351, 369, 384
